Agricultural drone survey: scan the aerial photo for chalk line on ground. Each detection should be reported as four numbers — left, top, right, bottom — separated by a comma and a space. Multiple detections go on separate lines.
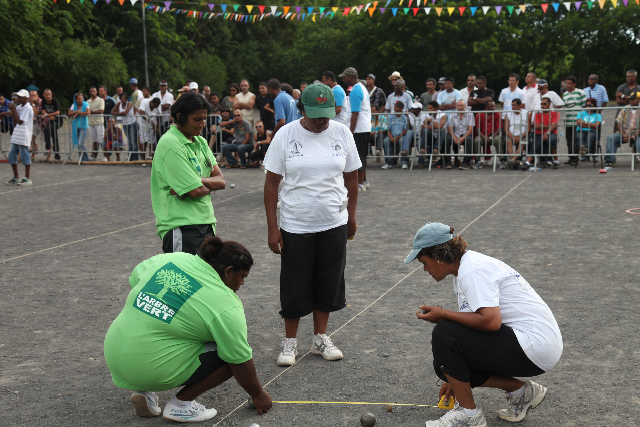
1, 172, 129, 195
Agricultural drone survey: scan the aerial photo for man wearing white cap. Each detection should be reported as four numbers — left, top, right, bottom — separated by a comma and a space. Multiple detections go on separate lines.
189, 82, 199, 94
5, 90, 34, 186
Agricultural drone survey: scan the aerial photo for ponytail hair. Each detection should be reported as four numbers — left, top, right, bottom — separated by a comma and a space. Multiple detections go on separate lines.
199, 236, 253, 278
418, 227, 468, 264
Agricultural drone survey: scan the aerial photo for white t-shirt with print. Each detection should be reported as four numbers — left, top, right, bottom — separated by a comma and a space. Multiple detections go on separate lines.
507, 109, 528, 137
453, 251, 563, 371
151, 90, 175, 123
10, 103, 34, 147
263, 120, 362, 234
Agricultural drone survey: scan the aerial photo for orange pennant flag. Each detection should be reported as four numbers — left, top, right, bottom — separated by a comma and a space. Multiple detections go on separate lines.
118, 0, 124, 5
598, 0, 605, 7
369, 8, 375, 16
458, 6, 465, 15
435, 7, 442, 15
283, 6, 290, 14
291, 13, 296, 19
541, 3, 549, 12
519, 4, 526, 12
447, 6, 454, 15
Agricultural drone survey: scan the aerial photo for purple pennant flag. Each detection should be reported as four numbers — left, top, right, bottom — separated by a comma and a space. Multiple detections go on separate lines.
208, 4, 214, 11
105, 0, 110, 4
575, 1, 582, 8
622, 0, 628, 5
432, 0, 435, 3
296, 6, 301, 13
495, 5, 502, 14
380, 7, 386, 13
164, 1, 171, 9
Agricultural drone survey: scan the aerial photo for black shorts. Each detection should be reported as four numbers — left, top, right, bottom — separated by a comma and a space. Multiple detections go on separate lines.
353, 132, 369, 171
279, 225, 348, 319
432, 320, 544, 388
162, 224, 215, 256
181, 349, 228, 387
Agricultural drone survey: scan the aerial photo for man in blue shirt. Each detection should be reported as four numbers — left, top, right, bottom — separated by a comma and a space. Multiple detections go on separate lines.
0, 93, 14, 135
437, 77, 463, 112
583, 74, 609, 108
267, 79, 298, 137
322, 71, 349, 125
382, 101, 408, 169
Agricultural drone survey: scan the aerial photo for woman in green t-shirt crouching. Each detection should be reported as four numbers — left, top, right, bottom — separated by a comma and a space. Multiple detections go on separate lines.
104, 236, 272, 423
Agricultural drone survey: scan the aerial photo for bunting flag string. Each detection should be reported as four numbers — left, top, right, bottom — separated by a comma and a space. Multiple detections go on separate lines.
105, 0, 637, 23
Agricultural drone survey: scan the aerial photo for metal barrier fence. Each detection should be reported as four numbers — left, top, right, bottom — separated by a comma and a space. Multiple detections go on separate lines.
1, 115, 74, 164
368, 106, 639, 172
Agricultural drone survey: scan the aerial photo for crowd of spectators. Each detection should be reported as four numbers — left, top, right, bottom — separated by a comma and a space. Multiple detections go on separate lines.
3, 68, 638, 181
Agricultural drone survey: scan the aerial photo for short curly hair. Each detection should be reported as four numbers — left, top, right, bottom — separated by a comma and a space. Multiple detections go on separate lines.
418, 227, 468, 264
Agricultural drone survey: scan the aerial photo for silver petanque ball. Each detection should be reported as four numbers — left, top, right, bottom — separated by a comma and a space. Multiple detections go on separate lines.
230, 183, 235, 188
248, 424, 260, 427
360, 412, 376, 427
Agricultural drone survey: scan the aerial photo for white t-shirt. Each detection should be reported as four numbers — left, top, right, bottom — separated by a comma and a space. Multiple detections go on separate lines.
132, 89, 143, 107
498, 87, 525, 117
424, 112, 448, 129
459, 87, 476, 111
522, 84, 538, 110
453, 251, 563, 371
333, 95, 352, 127
151, 90, 174, 122
349, 82, 372, 134
138, 98, 159, 127
10, 103, 34, 147
408, 111, 429, 131
262, 120, 362, 234
507, 109, 528, 137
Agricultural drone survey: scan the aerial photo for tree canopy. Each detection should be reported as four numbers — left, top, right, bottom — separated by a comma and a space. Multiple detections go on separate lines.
1, 0, 638, 108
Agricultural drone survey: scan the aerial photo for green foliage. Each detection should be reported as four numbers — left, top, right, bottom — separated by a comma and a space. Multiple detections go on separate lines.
184, 52, 228, 94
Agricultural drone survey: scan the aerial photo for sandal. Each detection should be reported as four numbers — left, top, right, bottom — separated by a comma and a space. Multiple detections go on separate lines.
225, 164, 240, 169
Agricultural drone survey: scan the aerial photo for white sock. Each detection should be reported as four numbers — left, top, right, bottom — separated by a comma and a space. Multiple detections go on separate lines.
525, 161, 530, 166
461, 406, 479, 417
508, 383, 526, 396
554, 160, 560, 164
169, 396, 193, 407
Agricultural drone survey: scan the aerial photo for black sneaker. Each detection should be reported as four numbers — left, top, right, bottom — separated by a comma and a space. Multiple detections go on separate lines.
459, 161, 470, 170
445, 162, 452, 169
520, 162, 530, 171
552, 162, 560, 170
604, 161, 613, 167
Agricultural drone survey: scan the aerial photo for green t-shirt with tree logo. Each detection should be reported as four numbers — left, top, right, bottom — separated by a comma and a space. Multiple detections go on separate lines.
150, 125, 218, 239
104, 252, 252, 391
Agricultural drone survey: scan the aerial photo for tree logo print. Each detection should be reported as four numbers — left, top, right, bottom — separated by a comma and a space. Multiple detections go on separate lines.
154, 269, 193, 300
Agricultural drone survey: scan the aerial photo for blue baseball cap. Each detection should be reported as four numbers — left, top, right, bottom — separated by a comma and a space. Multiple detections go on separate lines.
404, 222, 455, 264
129, 78, 138, 84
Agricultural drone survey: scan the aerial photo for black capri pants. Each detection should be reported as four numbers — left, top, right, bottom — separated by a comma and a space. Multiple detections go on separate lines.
279, 224, 347, 319
432, 320, 544, 388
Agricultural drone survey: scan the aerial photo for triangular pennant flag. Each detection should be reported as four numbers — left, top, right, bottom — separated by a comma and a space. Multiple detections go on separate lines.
295, 6, 301, 13
622, 0, 628, 5
356, 5, 363, 14
598, 0, 605, 7
551, 2, 559, 10
403, 7, 410, 14
392, 7, 398, 15
470, 6, 476, 14
106, 0, 110, 4
233, 4, 240, 11
285, 12, 291, 18
365, 2, 372, 11
611, 0, 618, 6
424, 7, 431, 14
330, 11, 335, 18
507, 5, 514, 14
399, 0, 404, 4
92, 0, 97, 4
320, 7, 325, 12
563, 1, 571, 8
164, 1, 171, 9
258, 5, 264, 13
332, 6, 339, 12
130, 0, 137, 5
447, 6, 454, 14
417, 0, 421, 6
408, 0, 413, 6
208, 3, 214, 11
587, 0, 593, 7
246, 5, 253, 13
118, 0, 124, 5
269, 6, 276, 13
482, 6, 490, 13
458, 6, 465, 14
435, 7, 442, 15
412, 7, 419, 15
495, 5, 502, 14
575, 1, 582, 8
519, 4, 526, 12
541, 3, 549, 12
253, 15, 257, 22
343, 7, 351, 15
221, 4, 227, 12
307, 6, 314, 13
369, 8, 375, 16
380, 7, 386, 13
283, 6, 290, 14
386, 0, 391, 5
312, 13, 316, 21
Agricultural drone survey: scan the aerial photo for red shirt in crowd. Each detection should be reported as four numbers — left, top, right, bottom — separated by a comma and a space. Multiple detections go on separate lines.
475, 111, 502, 136
533, 111, 558, 135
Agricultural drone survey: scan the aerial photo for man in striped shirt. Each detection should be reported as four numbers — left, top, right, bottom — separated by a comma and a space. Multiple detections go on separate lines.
562, 76, 586, 165
583, 74, 608, 108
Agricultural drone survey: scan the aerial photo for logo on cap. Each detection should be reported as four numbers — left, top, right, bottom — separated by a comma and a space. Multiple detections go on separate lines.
316, 96, 327, 104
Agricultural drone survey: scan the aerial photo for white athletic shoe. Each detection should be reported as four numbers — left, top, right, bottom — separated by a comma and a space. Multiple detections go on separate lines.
381, 164, 391, 169
358, 183, 366, 192
131, 391, 161, 417
364, 180, 370, 188
277, 338, 298, 366
402, 163, 409, 169
163, 400, 217, 423
425, 403, 487, 427
497, 379, 547, 422
310, 334, 343, 360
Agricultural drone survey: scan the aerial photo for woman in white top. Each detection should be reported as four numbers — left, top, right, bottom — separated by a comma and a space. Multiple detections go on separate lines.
263, 83, 361, 367
112, 92, 139, 160
405, 222, 563, 427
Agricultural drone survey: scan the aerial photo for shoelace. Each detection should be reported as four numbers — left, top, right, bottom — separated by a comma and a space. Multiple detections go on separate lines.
145, 392, 159, 407
505, 392, 527, 415
439, 406, 464, 423
281, 339, 296, 355
191, 401, 206, 412
318, 336, 337, 351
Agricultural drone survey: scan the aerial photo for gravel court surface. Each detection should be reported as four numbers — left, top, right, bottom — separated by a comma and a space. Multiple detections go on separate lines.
1, 162, 639, 426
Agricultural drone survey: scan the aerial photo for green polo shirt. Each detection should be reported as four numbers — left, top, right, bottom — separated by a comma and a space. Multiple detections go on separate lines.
104, 252, 253, 391
150, 126, 218, 239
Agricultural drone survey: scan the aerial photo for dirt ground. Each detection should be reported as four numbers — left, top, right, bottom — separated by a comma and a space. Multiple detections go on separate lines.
1, 161, 639, 426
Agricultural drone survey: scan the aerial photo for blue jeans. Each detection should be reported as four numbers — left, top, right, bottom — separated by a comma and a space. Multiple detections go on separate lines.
222, 142, 253, 167
123, 123, 139, 161
9, 143, 31, 166
605, 134, 637, 163
419, 129, 445, 164
529, 134, 558, 156
384, 131, 412, 165
574, 129, 598, 157
77, 128, 91, 161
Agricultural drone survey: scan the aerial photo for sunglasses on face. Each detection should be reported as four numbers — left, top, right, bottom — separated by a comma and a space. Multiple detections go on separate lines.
234, 114, 241, 117
256, 125, 263, 128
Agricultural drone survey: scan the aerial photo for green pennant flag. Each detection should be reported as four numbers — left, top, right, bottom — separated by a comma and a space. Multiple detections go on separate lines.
319, 7, 325, 13
587, 0, 593, 7
330, 11, 335, 18
507, 5, 514, 14
233, 4, 240, 11
403, 7, 409, 13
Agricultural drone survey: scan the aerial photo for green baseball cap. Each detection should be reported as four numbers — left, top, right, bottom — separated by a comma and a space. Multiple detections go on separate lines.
404, 222, 455, 264
300, 83, 336, 119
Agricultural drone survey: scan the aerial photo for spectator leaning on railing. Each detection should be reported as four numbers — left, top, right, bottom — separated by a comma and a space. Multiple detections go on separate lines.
605, 91, 639, 167
221, 110, 254, 169
41, 89, 60, 161
522, 72, 538, 110
445, 99, 474, 170
69, 92, 92, 162
562, 76, 586, 165
525, 97, 559, 170
29, 90, 41, 161
0, 93, 14, 136
575, 98, 602, 163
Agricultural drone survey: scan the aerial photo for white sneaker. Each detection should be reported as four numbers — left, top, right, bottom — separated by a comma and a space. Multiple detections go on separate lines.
131, 391, 161, 417
358, 183, 366, 192
381, 164, 391, 169
425, 404, 487, 427
163, 400, 217, 423
310, 334, 343, 360
277, 338, 298, 366
101, 157, 108, 162
402, 163, 409, 169
364, 180, 370, 188
497, 379, 547, 422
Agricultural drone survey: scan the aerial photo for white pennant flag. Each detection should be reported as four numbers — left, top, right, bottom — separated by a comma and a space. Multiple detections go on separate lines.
260, 13, 265, 20
356, 6, 362, 14
285, 12, 292, 18
365, 2, 371, 11
563, 1, 571, 9
130, 0, 138, 5
416, 0, 421, 6
270, 6, 277, 14
482, 6, 490, 14
424, 7, 430, 14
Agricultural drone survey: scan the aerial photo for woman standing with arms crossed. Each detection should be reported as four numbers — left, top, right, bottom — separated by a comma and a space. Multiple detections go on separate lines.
151, 92, 225, 255
263, 83, 361, 366
405, 223, 563, 427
